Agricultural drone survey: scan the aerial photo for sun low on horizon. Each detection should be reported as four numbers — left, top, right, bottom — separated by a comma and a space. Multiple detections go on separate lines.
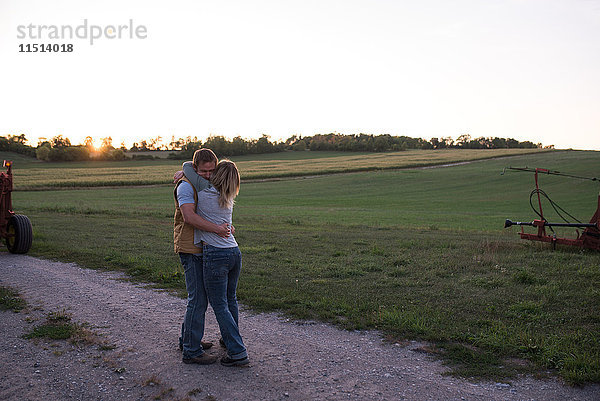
0, 0, 599, 151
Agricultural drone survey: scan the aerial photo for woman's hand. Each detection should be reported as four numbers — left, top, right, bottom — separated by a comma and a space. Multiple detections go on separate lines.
173, 170, 184, 183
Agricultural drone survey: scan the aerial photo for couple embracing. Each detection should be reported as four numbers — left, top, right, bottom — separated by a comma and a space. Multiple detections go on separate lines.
173, 148, 248, 366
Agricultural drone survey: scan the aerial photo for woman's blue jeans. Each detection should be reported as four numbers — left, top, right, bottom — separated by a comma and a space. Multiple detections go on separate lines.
203, 244, 247, 360
179, 253, 208, 359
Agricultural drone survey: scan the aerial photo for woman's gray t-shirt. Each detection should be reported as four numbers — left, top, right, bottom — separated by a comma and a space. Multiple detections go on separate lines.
194, 186, 238, 248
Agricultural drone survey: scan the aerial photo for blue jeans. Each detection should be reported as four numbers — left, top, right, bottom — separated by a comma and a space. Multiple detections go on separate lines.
179, 253, 208, 358
203, 244, 247, 359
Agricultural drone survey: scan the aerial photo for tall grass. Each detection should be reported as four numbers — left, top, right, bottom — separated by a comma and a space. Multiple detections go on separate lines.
10, 148, 548, 189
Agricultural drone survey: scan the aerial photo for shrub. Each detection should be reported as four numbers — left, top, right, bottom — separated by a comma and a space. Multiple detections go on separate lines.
36, 145, 51, 161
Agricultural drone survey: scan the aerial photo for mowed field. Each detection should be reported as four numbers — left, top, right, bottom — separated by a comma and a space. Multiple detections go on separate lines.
3, 149, 600, 384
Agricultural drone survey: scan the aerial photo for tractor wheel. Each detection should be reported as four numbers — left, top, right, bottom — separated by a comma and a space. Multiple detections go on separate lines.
6, 214, 33, 254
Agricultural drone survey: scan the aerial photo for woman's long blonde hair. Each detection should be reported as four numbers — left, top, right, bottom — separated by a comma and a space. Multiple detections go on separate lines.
210, 160, 240, 209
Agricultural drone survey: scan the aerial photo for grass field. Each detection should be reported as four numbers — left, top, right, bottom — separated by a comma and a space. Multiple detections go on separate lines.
2, 148, 548, 189
2, 149, 599, 384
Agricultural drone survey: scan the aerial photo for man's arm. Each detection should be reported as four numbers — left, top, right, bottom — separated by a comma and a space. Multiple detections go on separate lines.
180, 204, 230, 237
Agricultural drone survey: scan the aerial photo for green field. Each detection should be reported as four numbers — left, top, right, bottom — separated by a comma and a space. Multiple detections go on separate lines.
2, 148, 548, 189
3, 149, 599, 384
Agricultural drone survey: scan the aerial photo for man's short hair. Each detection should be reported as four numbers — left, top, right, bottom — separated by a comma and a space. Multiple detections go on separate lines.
192, 148, 218, 167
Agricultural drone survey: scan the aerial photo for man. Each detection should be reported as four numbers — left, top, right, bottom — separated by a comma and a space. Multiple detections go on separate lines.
174, 148, 229, 364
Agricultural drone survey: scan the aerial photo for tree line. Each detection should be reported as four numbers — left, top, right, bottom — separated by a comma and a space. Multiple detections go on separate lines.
0, 133, 548, 162
0, 135, 127, 162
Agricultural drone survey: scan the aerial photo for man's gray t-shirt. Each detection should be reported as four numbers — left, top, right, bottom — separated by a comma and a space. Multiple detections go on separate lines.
194, 187, 238, 248
176, 181, 196, 208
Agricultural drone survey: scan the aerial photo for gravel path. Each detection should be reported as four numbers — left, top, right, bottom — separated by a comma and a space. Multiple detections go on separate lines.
1, 254, 598, 401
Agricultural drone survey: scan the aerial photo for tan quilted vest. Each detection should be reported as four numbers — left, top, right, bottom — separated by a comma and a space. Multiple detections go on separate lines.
173, 177, 202, 254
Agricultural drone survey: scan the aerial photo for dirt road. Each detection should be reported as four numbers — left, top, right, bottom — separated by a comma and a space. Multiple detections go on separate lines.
1, 254, 598, 400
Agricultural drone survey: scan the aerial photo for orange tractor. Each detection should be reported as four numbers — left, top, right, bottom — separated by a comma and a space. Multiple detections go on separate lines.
0, 160, 32, 253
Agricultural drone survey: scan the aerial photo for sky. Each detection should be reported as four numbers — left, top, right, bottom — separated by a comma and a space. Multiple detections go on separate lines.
0, 0, 599, 150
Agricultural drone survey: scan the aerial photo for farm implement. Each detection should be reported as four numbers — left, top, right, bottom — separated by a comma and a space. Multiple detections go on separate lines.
0, 160, 33, 253
503, 167, 600, 251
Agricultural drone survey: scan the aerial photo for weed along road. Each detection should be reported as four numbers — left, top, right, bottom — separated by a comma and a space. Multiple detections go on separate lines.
0, 254, 597, 400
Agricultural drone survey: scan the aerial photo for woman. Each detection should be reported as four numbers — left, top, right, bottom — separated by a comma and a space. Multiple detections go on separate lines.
187, 160, 248, 366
